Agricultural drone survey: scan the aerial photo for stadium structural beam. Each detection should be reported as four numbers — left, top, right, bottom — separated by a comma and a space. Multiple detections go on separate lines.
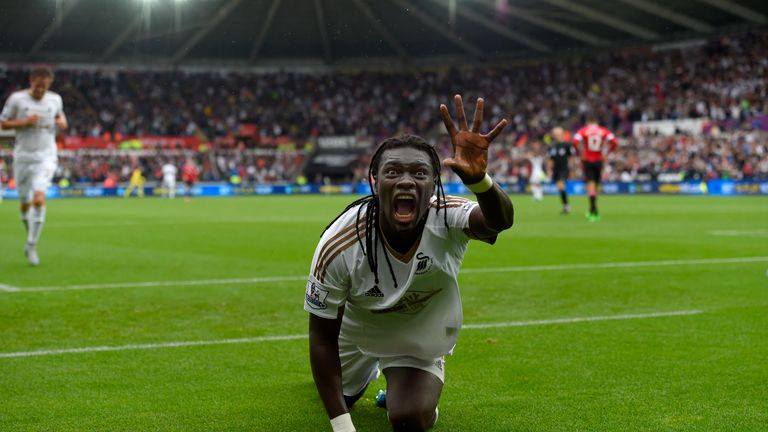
101, 12, 145, 60
617, 0, 714, 32
172, 0, 244, 64
313, 0, 332, 63
391, 0, 483, 58
428, 0, 551, 52
350, 0, 409, 61
249, 0, 283, 62
697, 0, 767, 24
466, 0, 606, 46
543, 0, 660, 40
28, 0, 81, 57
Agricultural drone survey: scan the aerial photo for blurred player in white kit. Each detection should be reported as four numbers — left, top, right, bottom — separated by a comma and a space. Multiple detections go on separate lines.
0, 159, 6, 203
161, 160, 178, 199
0, 67, 67, 266
527, 142, 546, 201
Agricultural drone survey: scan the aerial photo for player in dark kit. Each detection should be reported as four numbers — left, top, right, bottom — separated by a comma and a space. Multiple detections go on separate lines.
547, 127, 576, 214
572, 117, 617, 222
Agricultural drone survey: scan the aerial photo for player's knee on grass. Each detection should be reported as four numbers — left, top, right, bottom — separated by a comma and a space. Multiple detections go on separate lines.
383, 367, 442, 431
387, 403, 437, 432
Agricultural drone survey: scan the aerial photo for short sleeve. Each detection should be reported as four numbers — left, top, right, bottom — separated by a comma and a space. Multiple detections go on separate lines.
56, 94, 64, 116
0, 94, 18, 121
442, 198, 476, 231
304, 230, 352, 319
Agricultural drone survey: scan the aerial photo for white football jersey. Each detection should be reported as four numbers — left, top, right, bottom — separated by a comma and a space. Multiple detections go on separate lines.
162, 164, 178, 180
0, 90, 63, 163
530, 155, 545, 178
305, 195, 484, 360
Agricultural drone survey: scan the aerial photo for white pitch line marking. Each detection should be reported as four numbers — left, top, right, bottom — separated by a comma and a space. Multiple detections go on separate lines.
461, 309, 703, 329
0, 283, 20, 292
0, 310, 703, 358
5, 256, 768, 294
22, 276, 307, 292
460, 256, 768, 274
710, 230, 768, 238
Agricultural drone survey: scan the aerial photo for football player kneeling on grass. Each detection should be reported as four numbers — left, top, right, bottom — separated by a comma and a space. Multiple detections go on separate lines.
305, 95, 514, 431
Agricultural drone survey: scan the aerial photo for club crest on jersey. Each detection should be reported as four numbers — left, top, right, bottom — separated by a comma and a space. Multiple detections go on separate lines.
364, 285, 384, 297
414, 252, 433, 275
305, 280, 329, 310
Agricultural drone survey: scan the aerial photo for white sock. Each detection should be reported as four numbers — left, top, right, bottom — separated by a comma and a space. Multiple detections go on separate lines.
27, 205, 46, 246
532, 185, 543, 200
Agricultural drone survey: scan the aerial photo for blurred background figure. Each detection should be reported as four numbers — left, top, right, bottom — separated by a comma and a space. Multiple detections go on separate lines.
181, 159, 199, 202
548, 127, 577, 214
161, 160, 178, 199
527, 141, 546, 202
123, 165, 144, 198
572, 116, 618, 222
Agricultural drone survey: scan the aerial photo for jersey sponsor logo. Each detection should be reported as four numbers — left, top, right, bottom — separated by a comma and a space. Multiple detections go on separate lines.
414, 252, 433, 275
364, 285, 384, 297
372, 289, 442, 315
305, 280, 329, 310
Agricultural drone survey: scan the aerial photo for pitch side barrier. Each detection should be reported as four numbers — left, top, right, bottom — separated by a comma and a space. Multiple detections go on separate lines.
1, 180, 767, 199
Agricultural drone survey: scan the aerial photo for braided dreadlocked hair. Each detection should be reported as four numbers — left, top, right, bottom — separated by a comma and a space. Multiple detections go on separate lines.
322, 135, 449, 289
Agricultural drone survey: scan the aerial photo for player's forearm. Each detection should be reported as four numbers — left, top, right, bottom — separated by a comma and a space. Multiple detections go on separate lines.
55, 115, 68, 130
1, 119, 28, 129
474, 181, 514, 232
309, 338, 348, 418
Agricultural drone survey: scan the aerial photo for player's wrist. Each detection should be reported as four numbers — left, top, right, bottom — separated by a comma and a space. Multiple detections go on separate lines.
465, 173, 493, 194
330, 413, 356, 432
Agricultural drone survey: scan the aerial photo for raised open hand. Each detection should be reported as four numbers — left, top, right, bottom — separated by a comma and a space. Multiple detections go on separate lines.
440, 95, 508, 184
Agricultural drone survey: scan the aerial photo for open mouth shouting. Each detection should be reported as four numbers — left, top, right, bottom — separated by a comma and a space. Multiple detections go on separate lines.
393, 193, 417, 225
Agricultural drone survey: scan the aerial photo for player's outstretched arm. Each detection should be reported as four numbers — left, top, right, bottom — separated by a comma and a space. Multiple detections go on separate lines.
309, 310, 356, 431
440, 95, 513, 237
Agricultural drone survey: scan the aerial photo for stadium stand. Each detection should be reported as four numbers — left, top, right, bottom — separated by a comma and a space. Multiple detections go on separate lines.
1, 32, 767, 186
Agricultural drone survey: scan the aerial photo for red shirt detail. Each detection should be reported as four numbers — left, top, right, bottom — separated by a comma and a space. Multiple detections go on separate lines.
182, 165, 199, 182
572, 124, 617, 162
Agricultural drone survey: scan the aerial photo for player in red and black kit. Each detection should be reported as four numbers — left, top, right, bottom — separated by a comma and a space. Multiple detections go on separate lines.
572, 116, 617, 222
181, 158, 199, 202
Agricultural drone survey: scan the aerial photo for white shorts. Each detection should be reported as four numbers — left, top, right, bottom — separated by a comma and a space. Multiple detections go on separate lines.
13, 160, 56, 203
530, 170, 546, 184
339, 334, 445, 397
162, 178, 176, 188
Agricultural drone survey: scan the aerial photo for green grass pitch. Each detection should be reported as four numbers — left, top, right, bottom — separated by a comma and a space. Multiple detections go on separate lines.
0, 194, 766, 431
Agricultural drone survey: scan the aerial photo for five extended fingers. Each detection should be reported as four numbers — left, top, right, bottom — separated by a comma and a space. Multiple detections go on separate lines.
443, 94, 509, 142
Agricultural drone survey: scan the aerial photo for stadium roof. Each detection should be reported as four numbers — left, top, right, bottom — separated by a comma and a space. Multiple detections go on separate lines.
1, 0, 767, 68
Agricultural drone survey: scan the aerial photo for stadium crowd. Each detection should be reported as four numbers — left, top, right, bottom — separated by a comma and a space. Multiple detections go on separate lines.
1, 31, 768, 185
